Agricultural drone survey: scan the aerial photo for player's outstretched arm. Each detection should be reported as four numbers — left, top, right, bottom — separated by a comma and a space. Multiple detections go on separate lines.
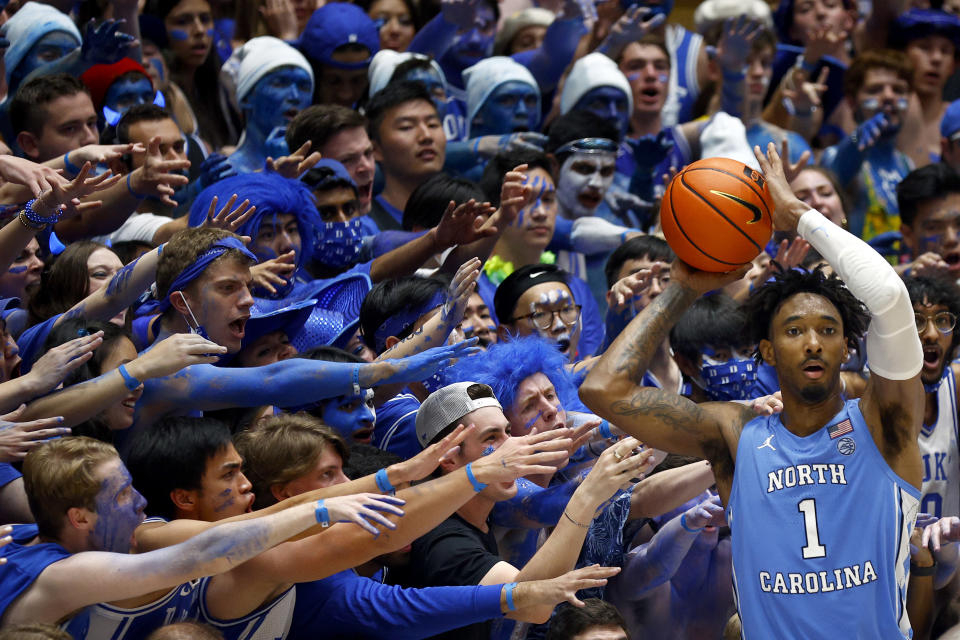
754, 142, 923, 444
580, 260, 751, 459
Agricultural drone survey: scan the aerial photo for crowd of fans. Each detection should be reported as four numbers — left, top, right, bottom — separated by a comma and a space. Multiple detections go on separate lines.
0, 0, 960, 637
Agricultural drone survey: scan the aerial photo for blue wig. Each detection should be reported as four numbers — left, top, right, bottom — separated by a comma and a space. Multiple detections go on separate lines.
444, 335, 579, 414
189, 172, 322, 278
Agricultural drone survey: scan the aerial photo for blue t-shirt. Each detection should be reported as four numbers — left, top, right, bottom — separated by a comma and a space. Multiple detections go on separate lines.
373, 389, 422, 458
0, 525, 71, 622
15, 314, 60, 375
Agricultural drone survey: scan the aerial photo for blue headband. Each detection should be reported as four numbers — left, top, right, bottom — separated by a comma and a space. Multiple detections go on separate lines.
139, 237, 258, 315
373, 290, 446, 353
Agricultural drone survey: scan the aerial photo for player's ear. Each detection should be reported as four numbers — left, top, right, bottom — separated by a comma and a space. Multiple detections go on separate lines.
384, 335, 400, 350
66, 506, 93, 532
270, 482, 291, 503
758, 339, 775, 366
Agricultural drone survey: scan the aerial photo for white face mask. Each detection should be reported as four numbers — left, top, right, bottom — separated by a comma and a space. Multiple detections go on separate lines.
556, 151, 616, 219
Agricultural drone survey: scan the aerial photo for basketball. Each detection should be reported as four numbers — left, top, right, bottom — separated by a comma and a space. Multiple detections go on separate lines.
660, 157, 774, 272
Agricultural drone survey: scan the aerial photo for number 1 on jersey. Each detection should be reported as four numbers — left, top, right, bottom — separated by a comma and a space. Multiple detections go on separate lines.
798, 498, 826, 559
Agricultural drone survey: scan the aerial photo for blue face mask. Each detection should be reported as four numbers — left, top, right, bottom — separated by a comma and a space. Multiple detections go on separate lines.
700, 357, 760, 401
574, 86, 630, 137
320, 389, 376, 442
314, 218, 366, 268
243, 66, 313, 137
472, 80, 540, 137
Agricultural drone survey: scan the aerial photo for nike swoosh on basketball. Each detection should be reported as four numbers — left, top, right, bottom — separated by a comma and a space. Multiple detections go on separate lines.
709, 190, 763, 224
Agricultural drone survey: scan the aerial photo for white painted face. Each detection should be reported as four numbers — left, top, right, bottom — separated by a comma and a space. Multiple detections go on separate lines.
556, 151, 616, 219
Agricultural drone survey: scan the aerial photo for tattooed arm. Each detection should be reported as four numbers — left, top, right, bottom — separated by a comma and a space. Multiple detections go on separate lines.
579, 261, 752, 459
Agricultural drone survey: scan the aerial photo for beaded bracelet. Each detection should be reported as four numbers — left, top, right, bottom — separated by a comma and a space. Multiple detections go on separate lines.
18, 210, 45, 230
23, 199, 62, 226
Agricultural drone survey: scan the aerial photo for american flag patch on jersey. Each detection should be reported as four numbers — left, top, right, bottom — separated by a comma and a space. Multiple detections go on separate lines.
828, 419, 853, 439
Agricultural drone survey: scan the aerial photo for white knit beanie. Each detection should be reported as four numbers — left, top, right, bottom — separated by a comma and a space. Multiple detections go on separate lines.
367, 49, 446, 97
234, 36, 314, 103
2, 3, 81, 84
463, 56, 540, 136
560, 52, 632, 116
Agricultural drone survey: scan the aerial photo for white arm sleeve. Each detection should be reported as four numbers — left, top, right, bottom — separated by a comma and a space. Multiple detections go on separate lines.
796, 208, 922, 380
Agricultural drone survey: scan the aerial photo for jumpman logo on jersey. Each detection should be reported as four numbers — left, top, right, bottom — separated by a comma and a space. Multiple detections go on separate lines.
758, 435, 776, 451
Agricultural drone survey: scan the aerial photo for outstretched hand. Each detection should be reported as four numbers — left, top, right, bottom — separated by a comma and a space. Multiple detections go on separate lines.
716, 16, 764, 71
250, 252, 296, 295
471, 428, 574, 484
322, 493, 406, 535
671, 258, 750, 296
0, 406, 69, 463
81, 19, 137, 65
33, 161, 122, 218
377, 338, 481, 386
606, 263, 663, 311
203, 194, 257, 232
266, 141, 323, 179
130, 136, 191, 207
389, 424, 475, 484
433, 199, 498, 249
25, 330, 104, 396
922, 516, 960, 552
439, 257, 481, 327
0, 156, 69, 198
753, 142, 808, 232
683, 494, 727, 529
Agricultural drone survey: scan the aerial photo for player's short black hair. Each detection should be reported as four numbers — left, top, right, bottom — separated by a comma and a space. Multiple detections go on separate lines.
897, 163, 960, 228
670, 293, 748, 364
604, 235, 675, 288
342, 443, 404, 479
10, 74, 89, 137
126, 416, 233, 520
365, 80, 436, 144
904, 274, 960, 352
403, 173, 485, 230
742, 266, 870, 363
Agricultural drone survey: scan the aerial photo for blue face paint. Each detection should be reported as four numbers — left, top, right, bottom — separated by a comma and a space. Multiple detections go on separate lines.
168, 29, 190, 41
514, 174, 554, 228
7, 266, 27, 274
404, 68, 448, 117
523, 410, 542, 433
574, 86, 630, 137
147, 58, 166, 83
482, 445, 495, 456
104, 76, 155, 116
243, 66, 313, 140
450, 5, 495, 68
472, 80, 540, 137
89, 463, 146, 554
16, 31, 80, 81
920, 234, 943, 253
319, 390, 376, 442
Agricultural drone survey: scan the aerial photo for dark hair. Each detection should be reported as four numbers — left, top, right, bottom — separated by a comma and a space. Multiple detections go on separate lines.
546, 109, 622, 153
301, 165, 357, 195
10, 74, 90, 137
904, 275, 960, 352
897, 163, 960, 227
545, 599, 629, 640
28, 241, 113, 327
604, 235, 675, 288
391, 56, 437, 86
479, 148, 554, 205
354, 0, 422, 31
844, 50, 914, 98
126, 416, 233, 520
494, 263, 570, 323
298, 345, 366, 365
670, 293, 747, 363
342, 443, 403, 479
286, 104, 366, 152
359, 275, 446, 351
116, 104, 175, 145
617, 33, 670, 65
111, 240, 155, 265
403, 173, 485, 230
365, 80, 436, 144
742, 266, 870, 363
41, 319, 131, 443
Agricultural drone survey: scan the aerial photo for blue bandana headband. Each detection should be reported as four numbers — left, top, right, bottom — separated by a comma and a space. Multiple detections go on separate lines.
139, 237, 258, 315
373, 290, 446, 353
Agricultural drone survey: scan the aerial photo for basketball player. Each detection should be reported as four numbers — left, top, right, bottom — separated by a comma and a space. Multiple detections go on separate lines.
581, 143, 925, 638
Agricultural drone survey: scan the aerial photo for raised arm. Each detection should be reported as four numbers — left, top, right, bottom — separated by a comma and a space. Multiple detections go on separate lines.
754, 142, 923, 458
579, 262, 750, 459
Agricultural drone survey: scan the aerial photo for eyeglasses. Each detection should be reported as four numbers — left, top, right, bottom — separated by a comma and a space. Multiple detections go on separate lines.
915, 311, 958, 334
513, 305, 581, 330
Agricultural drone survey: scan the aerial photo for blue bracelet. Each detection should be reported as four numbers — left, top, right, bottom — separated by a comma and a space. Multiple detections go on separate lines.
23, 199, 62, 226
680, 513, 704, 533
473, 137, 481, 155
352, 365, 361, 396
315, 499, 330, 527
63, 151, 82, 177
117, 364, 141, 391
598, 420, 613, 439
375, 468, 395, 494
465, 463, 487, 492
127, 173, 146, 200
505, 582, 518, 611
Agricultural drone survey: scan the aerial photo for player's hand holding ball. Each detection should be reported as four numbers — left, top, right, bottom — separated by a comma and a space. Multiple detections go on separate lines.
753, 142, 813, 233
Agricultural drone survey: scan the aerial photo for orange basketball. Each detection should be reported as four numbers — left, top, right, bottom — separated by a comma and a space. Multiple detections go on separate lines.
660, 157, 774, 272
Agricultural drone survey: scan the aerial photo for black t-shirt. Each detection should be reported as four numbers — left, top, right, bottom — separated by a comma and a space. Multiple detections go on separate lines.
389, 514, 501, 640
368, 196, 403, 232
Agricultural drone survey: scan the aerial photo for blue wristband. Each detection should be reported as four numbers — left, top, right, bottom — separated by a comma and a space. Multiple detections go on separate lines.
63, 151, 82, 177
127, 173, 146, 200
473, 137, 481, 154
465, 462, 487, 492
315, 499, 330, 527
375, 468, 395, 494
505, 582, 518, 611
598, 420, 613, 439
680, 513, 704, 533
117, 364, 141, 391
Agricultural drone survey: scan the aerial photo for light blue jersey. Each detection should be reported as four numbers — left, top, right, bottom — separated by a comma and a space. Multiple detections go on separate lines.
64, 581, 201, 640
728, 400, 919, 639
197, 577, 296, 640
